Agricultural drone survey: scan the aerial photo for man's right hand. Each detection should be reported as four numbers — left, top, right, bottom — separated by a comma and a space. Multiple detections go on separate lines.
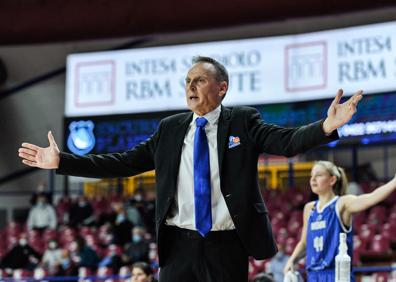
18, 131, 60, 169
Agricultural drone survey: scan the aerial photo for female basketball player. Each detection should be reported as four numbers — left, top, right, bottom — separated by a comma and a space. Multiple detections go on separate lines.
283, 160, 396, 281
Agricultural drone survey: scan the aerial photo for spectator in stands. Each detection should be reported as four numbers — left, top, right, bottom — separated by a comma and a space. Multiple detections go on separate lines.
58, 248, 73, 276
112, 202, 134, 246
55, 196, 72, 225
252, 273, 275, 282
284, 160, 396, 281
41, 239, 63, 275
1, 233, 41, 271
27, 192, 57, 231
69, 195, 95, 227
92, 195, 112, 226
19, 56, 363, 282
30, 181, 53, 206
128, 190, 156, 235
98, 244, 123, 274
126, 195, 145, 228
130, 262, 157, 282
122, 227, 150, 265
268, 242, 289, 282
68, 236, 100, 274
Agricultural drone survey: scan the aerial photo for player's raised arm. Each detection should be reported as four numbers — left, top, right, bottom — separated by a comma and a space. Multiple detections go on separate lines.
341, 174, 396, 214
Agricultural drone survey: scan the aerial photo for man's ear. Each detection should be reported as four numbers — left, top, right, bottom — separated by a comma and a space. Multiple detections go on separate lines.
218, 81, 228, 98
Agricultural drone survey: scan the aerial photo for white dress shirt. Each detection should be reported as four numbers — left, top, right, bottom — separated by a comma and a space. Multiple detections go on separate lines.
27, 204, 57, 230
166, 105, 235, 230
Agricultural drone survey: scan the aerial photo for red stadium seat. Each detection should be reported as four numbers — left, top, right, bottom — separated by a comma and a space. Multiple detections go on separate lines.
287, 216, 302, 237
382, 223, 396, 241
119, 266, 131, 282
78, 267, 93, 277
373, 272, 389, 282
352, 235, 367, 265
97, 266, 114, 282
27, 229, 41, 240
12, 269, 31, 280
367, 206, 386, 225
29, 237, 45, 254
388, 212, 396, 225
370, 235, 390, 253
33, 267, 48, 280
92, 195, 112, 216
383, 188, 396, 207
352, 212, 366, 230
358, 224, 376, 243
0, 268, 8, 278
43, 229, 58, 241
360, 234, 393, 264
5, 221, 22, 238
248, 257, 269, 280
289, 210, 303, 221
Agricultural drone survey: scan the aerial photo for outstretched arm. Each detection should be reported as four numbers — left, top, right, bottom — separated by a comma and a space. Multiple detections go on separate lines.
284, 201, 313, 273
341, 174, 396, 215
19, 128, 158, 178
18, 131, 60, 169
322, 89, 363, 134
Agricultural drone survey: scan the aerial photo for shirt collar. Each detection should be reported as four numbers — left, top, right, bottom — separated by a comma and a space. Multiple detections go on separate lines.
192, 105, 222, 126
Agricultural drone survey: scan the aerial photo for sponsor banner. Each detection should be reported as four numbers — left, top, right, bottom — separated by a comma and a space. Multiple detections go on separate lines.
66, 21, 396, 117
64, 92, 396, 154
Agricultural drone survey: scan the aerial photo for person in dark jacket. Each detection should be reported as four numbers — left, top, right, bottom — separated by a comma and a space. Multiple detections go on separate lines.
19, 56, 363, 282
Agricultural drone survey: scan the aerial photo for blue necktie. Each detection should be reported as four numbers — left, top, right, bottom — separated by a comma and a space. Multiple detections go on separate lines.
194, 117, 212, 237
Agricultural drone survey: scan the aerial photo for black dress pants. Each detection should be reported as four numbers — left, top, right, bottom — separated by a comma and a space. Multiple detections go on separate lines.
159, 226, 248, 282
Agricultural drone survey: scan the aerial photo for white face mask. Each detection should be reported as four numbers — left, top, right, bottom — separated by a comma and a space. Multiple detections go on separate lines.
78, 201, 86, 207
19, 239, 28, 246
49, 242, 57, 249
69, 242, 78, 252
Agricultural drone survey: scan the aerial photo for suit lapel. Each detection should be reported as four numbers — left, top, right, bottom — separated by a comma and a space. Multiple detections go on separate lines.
172, 112, 193, 180
217, 106, 231, 177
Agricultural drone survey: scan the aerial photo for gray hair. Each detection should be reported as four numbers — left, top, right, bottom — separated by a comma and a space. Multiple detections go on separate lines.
191, 56, 229, 85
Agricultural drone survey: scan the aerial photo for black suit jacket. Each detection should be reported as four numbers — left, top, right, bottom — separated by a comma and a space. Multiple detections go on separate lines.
57, 106, 338, 265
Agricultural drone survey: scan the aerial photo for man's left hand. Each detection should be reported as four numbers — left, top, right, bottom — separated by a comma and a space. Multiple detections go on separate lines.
323, 89, 363, 135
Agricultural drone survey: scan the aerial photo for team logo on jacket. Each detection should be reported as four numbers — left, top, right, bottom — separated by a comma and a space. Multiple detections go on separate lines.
228, 136, 241, 148
67, 120, 96, 155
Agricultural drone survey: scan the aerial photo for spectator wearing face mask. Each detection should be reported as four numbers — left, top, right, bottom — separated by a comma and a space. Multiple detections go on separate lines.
69, 195, 95, 227
1, 234, 41, 271
41, 239, 63, 275
122, 227, 149, 265
27, 193, 57, 231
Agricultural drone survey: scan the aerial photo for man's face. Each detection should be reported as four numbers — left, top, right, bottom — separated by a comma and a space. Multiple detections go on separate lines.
185, 62, 227, 116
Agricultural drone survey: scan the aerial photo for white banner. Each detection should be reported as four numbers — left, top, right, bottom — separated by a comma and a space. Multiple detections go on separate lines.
65, 21, 396, 117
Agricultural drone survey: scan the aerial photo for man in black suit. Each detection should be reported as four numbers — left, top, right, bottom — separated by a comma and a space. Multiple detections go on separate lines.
19, 56, 362, 282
